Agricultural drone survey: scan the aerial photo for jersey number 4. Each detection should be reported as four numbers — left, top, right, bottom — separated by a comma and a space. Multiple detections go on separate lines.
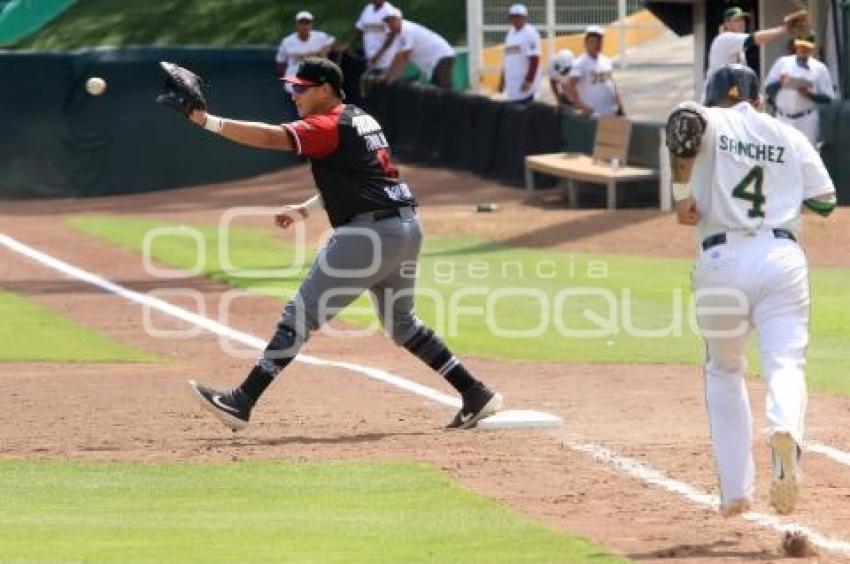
732, 165, 765, 218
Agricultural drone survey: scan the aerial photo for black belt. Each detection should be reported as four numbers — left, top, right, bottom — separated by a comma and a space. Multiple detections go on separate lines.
778, 108, 814, 119
702, 228, 797, 251
346, 206, 415, 225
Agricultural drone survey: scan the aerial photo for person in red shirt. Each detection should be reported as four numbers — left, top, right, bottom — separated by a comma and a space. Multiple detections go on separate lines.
180, 58, 502, 431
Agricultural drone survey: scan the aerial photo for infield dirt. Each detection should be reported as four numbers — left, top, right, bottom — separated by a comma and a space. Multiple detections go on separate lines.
3, 164, 850, 561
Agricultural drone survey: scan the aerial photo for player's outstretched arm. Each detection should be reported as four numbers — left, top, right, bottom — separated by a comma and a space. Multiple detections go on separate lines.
188, 109, 294, 152
751, 10, 809, 47
155, 61, 294, 151
752, 25, 786, 47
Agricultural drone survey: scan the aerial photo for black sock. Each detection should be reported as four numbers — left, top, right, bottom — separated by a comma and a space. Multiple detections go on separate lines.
237, 364, 276, 403
238, 354, 296, 403
402, 327, 478, 394
443, 363, 477, 395
239, 325, 299, 403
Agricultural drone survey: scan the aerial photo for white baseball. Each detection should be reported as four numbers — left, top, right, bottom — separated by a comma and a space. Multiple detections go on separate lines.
86, 77, 107, 96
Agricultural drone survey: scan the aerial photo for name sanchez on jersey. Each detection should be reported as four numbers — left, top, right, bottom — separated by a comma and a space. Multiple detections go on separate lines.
352, 114, 389, 152
719, 134, 786, 164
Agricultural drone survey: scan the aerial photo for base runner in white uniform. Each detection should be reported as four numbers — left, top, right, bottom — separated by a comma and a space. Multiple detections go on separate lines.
665, 64, 836, 518
765, 33, 835, 146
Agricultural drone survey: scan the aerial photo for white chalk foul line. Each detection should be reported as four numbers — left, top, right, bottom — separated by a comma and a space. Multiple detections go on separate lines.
2, 231, 849, 556
561, 436, 850, 555
808, 440, 850, 467
0, 233, 461, 409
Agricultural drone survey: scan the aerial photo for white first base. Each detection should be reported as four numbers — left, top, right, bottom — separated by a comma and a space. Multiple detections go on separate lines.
476, 409, 563, 430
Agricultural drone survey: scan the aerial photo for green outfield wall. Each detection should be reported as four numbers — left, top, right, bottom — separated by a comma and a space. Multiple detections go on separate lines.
0, 47, 297, 198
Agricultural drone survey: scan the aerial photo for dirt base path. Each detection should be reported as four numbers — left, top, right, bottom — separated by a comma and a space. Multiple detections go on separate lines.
3, 165, 850, 562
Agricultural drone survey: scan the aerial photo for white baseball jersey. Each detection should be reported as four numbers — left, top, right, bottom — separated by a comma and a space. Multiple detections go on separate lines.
707, 32, 749, 78
767, 55, 834, 115
502, 23, 541, 101
395, 20, 454, 79
766, 55, 835, 144
356, 1, 397, 69
568, 53, 618, 115
683, 101, 834, 240
276, 31, 336, 93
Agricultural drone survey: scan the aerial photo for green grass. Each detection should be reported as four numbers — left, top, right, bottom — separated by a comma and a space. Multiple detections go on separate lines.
0, 459, 625, 563
0, 290, 153, 362
13, 0, 465, 50
68, 215, 850, 396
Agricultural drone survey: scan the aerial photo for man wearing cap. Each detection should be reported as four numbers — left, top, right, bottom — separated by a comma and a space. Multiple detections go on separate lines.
276, 11, 335, 121
353, 0, 398, 73
765, 33, 835, 146
382, 7, 456, 89
182, 57, 504, 434
498, 3, 541, 104
548, 49, 575, 112
706, 7, 795, 81
565, 26, 624, 117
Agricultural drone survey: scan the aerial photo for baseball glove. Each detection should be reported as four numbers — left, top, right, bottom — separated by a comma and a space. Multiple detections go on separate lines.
665, 105, 706, 158
784, 9, 810, 37
155, 61, 208, 117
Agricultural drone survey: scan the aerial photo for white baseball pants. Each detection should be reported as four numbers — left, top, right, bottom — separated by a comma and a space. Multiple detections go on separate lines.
692, 230, 809, 505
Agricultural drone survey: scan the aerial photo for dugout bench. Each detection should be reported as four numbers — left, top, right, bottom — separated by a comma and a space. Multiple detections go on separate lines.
524, 116, 671, 211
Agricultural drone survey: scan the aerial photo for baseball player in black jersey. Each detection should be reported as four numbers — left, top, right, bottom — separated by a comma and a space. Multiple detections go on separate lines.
182, 58, 502, 430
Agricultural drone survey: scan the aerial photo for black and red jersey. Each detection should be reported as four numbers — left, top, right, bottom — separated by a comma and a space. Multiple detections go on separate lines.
282, 104, 417, 227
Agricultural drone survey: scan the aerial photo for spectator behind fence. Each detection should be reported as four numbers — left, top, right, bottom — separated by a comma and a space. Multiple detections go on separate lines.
765, 33, 835, 147
548, 49, 575, 112
353, 0, 398, 77
566, 26, 624, 117
382, 7, 456, 89
276, 11, 335, 121
498, 3, 541, 104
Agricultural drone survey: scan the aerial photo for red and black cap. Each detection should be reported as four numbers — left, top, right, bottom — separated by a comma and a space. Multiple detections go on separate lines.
281, 57, 345, 98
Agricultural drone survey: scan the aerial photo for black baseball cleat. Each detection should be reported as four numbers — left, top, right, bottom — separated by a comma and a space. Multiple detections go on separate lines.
446, 382, 503, 430
188, 380, 253, 432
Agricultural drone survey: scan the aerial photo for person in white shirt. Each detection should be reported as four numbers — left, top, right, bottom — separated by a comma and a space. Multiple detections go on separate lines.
548, 49, 575, 112
665, 63, 836, 520
498, 3, 541, 104
566, 26, 623, 117
382, 8, 455, 89
765, 33, 835, 146
276, 11, 335, 120
353, 0, 398, 72
706, 7, 793, 81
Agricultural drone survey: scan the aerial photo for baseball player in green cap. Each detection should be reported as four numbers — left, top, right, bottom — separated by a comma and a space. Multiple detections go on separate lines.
706, 6, 810, 87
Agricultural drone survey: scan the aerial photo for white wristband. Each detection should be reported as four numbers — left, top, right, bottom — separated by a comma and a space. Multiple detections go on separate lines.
673, 182, 691, 201
203, 115, 224, 134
